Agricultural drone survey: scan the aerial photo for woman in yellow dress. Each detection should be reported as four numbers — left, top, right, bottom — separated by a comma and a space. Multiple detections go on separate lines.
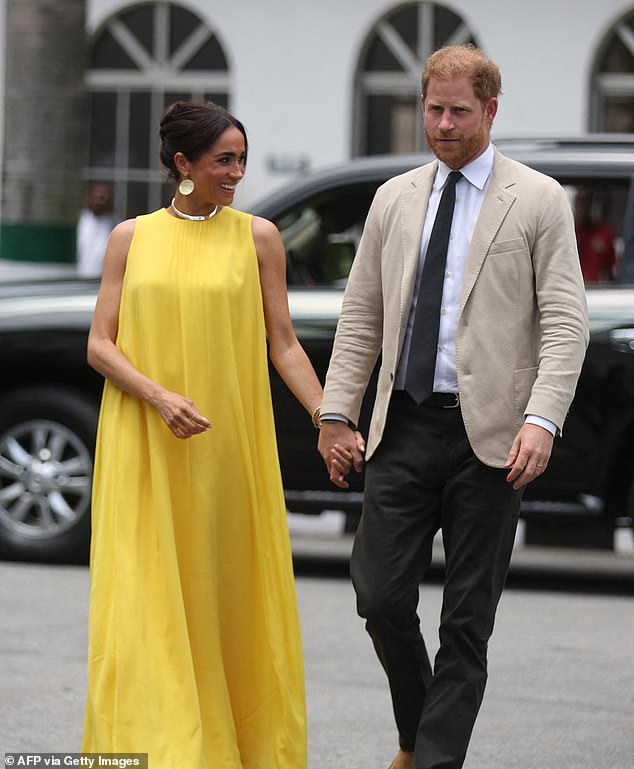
82, 101, 356, 768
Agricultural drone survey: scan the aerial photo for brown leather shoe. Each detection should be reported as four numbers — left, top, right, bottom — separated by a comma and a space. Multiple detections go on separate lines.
387, 750, 415, 769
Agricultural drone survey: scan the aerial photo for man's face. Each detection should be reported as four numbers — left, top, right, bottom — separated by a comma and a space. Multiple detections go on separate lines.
87, 184, 112, 215
422, 76, 497, 169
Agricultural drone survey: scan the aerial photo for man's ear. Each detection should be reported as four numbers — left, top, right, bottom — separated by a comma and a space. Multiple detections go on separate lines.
485, 97, 498, 125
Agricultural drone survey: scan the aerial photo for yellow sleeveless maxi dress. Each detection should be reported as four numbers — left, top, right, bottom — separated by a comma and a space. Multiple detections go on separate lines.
82, 207, 307, 769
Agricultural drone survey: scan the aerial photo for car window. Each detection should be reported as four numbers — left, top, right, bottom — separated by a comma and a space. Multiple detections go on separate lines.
564, 177, 634, 285
273, 170, 634, 289
274, 183, 377, 286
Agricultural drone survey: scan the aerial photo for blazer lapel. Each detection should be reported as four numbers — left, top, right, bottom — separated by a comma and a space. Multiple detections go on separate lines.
399, 163, 436, 324
461, 154, 517, 310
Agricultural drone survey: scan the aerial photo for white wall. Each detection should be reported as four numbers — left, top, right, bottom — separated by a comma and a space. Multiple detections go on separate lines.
457, 0, 634, 137
88, 0, 634, 204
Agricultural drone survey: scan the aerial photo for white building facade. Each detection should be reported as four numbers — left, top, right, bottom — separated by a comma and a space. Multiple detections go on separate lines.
3, 0, 634, 224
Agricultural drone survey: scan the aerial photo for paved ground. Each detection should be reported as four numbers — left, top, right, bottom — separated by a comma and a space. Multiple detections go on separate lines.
1, 528, 633, 768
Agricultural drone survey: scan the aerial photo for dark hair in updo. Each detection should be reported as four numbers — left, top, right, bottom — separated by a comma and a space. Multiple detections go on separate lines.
159, 100, 248, 182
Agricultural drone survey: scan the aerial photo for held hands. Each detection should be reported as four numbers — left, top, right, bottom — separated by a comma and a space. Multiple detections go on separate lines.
155, 389, 212, 439
505, 423, 554, 490
318, 422, 366, 489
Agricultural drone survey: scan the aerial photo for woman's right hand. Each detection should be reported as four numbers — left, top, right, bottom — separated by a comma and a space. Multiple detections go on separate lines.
154, 390, 212, 439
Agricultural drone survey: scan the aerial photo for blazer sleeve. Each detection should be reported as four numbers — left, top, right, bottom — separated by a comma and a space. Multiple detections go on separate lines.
319, 188, 387, 424
525, 180, 590, 431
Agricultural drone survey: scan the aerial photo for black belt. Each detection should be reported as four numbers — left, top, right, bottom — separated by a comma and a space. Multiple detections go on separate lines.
422, 392, 460, 408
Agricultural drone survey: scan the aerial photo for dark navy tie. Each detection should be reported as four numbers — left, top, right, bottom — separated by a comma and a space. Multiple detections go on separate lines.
405, 170, 462, 405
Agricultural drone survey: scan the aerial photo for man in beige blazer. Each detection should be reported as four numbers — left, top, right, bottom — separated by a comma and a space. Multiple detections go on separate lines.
318, 45, 588, 769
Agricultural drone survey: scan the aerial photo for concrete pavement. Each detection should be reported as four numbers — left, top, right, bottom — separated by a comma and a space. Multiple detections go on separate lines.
1, 524, 633, 768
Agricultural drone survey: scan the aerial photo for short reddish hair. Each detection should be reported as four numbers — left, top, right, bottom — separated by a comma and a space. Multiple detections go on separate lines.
422, 44, 502, 104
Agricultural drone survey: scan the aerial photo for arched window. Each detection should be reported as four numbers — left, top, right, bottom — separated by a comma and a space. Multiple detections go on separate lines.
592, 9, 634, 132
353, 2, 478, 156
85, 1, 230, 219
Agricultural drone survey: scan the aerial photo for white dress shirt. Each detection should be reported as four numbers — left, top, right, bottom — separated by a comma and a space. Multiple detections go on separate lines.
395, 145, 495, 392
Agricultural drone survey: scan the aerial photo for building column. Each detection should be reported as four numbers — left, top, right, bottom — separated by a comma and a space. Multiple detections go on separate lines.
1, 0, 87, 264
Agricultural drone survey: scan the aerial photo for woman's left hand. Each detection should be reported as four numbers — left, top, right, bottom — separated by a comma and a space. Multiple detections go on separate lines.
330, 431, 365, 476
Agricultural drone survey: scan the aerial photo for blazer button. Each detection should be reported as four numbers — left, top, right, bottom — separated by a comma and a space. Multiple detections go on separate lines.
390, 372, 394, 381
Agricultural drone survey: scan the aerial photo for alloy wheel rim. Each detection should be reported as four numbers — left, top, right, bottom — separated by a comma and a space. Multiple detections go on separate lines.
0, 419, 92, 539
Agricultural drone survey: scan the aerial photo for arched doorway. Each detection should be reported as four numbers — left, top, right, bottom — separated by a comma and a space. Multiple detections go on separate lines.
591, 9, 634, 132
353, 2, 478, 156
85, 1, 231, 219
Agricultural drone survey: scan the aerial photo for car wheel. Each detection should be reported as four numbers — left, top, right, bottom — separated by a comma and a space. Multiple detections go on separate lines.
0, 388, 98, 564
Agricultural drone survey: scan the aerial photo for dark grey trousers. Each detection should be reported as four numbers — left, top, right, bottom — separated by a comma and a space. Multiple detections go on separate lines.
350, 391, 521, 769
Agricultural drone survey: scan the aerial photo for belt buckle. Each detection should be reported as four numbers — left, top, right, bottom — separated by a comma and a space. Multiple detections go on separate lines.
442, 393, 460, 409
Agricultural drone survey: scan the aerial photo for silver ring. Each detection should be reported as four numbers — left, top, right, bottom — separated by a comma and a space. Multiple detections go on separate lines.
536, 463, 544, 468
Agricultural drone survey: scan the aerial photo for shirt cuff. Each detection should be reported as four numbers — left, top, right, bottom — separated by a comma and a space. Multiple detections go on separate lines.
319, 412, 356, 428
319, 412, 349, 422
525, 414, 558, 436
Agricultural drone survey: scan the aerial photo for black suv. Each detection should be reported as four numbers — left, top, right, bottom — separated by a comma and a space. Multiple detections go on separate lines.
1, 136, 633, 562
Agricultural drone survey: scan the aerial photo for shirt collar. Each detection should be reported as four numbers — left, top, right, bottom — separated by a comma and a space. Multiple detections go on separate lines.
434, 143, 495, 191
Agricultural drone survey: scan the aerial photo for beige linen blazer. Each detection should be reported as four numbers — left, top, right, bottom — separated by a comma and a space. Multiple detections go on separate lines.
320, 150, 590, 467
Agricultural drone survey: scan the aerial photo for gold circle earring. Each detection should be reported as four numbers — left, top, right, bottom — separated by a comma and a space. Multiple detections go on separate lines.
178, 178, 194, 196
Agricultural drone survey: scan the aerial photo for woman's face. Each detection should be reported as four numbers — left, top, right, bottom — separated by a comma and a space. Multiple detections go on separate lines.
181, 126, 246, 207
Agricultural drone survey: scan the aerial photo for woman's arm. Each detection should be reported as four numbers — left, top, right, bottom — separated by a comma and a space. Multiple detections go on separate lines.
252, 215, 323, 415
87, 220, 210, 438
252, 216, 363, 485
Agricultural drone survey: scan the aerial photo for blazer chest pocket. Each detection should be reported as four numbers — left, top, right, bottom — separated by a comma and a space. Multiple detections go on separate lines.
488, 237, 527, 256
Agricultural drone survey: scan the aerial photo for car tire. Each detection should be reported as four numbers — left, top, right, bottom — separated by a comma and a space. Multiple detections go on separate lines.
0, 387, 98, 564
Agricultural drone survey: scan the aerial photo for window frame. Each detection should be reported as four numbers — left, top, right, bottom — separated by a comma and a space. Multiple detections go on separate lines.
352, 2, 477, 157
85, 1, 231, 219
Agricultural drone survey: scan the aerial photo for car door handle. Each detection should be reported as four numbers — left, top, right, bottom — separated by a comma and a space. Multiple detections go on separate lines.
608, 328, 634, 353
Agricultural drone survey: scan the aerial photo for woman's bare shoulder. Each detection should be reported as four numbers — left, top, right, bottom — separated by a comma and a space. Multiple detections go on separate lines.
250, 215, 281, 249
110, 218, 137, 247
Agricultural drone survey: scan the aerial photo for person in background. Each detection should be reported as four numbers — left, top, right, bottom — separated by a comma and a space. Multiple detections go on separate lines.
573, 186, 617, 282
317, 44, 589, 769
76, 181, 115, 278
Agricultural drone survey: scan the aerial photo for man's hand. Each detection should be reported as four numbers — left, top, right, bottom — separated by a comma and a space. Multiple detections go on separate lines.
318, 422, 365, 489
505, 423, 554, 490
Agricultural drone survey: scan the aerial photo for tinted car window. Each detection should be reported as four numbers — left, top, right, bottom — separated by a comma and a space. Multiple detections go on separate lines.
273, 169, 634, 288
276, 183, 377, 286
566, 177, 632, 283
